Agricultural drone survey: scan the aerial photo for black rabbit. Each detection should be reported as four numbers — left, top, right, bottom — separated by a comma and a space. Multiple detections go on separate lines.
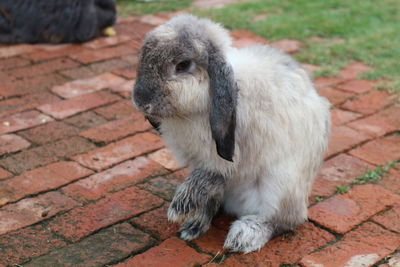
0, 0, 116, 44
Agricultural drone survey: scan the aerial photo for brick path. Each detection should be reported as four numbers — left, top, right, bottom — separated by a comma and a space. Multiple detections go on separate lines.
0, 13, 399, 267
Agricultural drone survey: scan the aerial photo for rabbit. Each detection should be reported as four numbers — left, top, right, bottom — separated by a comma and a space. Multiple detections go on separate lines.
0, 0, 116, 44
132, 14, 331, 253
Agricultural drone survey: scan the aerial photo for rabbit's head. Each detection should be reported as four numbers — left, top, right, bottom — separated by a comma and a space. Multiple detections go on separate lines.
133, 15, 238, 161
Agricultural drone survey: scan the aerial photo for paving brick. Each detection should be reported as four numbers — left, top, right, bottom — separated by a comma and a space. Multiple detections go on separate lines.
300, 222, 400, 267
347, 112, 397, 138
308, 184, 400, 234
79, 112, 150, 143
38, 91, 120, 119
316, 86, 354, 105
326, 125, 370, 157
310, 154, 374, 201
0, 92, 60, 118
114, 21, 154, 40
0, 136, 96, 174
0, 134, 30, 156
331, 109, 361, 126
212, 214, 236, 231
24, 223, 154, 267
64, 111, 108, 130
114, 237, 210, 267
349, 135, 400, 165
0, 44, 38, 58
378, 104, 400, 128
52, 72, 125, 98
315, 77, 346, 88
139, 176, 182, 201
340, 62, 373, 80
8, 57, 79, 79
0, 168, 11, 180
18, 121, 80, 145
0, 224, 67, 266
48, 186, 163, 241
59, 65, 97, 80
223, 222, 335, 267
337, 79, 377, 94
72, 132, 163, 171
88, 58, 133, 75
270, 39, 302, 53
131, 203, 179, 240
23, 44, 85, 62
193, 225, 227, 254
62, 157, 166, 202
0, 110, 53, 135
0, 161, 92, 206
109, 79, 134, 98
94, 99, 135, 120
342, 90, 394, 115
379, 169, 400, 195
148, 148, 181, 171
112, 66, 137, 79
139, 14, 169, 26
70, 42, 138, 64
0, 191, 78, 235
301, 63, 321, 73
372, 200, 400, 233
83, 35, 132, 49
0, 56, 31, 71
230, 29, 269, 48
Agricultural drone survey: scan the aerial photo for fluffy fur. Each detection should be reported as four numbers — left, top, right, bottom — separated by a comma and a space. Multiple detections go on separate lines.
133, 14, 330, 253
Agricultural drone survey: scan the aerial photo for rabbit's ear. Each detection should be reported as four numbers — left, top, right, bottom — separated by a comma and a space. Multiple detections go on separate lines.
207, 45, 238, 162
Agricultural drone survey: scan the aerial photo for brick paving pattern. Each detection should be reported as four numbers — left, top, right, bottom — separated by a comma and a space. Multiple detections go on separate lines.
0, 13, 399, 267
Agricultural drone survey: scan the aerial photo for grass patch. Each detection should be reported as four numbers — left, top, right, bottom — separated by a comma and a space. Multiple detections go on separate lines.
116, 0, 192, 17
196, 0, 400, 92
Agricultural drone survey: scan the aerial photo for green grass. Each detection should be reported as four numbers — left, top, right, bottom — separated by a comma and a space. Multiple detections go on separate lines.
195, 0, 400, 92
116, 0, 192, 17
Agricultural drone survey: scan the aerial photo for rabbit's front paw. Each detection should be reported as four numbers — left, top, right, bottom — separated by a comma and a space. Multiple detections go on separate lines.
167, 183, 196, 222
179, 215, 212, 241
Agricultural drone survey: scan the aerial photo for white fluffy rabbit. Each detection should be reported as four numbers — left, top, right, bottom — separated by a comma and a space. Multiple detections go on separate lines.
133, 14, 330, 253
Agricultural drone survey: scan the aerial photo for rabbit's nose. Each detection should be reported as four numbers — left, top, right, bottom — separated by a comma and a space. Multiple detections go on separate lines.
143, 104, 153, 113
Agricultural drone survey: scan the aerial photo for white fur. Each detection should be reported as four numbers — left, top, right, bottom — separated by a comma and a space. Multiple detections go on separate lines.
153, 15, 331, 252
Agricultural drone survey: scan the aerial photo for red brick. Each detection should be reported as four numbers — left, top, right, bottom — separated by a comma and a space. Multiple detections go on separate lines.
342, 90, 394, 115
148, 148, 181, 171
0, 136, 96, 174
24, 223, 154, 267
115, 237, 210, 267
1, 73, 68, 97
83, 35, 131, 49
0, 110, 53, 135
379, 104, 400, 128
331, 109, 361, 126
0, 56, 30, 71
326, 125, 370, 157
347, 113, 397, 138
64, 111, 108, 130
270, 39, 302, 53
0, 44, 38, 58
112, 66, 137, 79
0, 168, 11, 180
0, 161, 92, 206
79, 112, 150, 143
131, 203, 179, 240
70, 42, 138, 64
18, 121, 80, 144
310, 154, 374, 201
300, 222, 400, 267
0, 224, 67, 266
59, 66, 96, 80
38, 91, 120, 119
0, 92, 60, 118
308, 184, 400, 234
88, 58, 132, 75
372, 200, 400, 233
349, 135, 400, 165
316, 86, 354, 106
48, 186, 163, 241
337, 79, 377, 94
109, 79, 134, 98
301, 63, 321, 73
193, 226, 227, 254
340, 62, 373, 80
52, 72, 125, 98
94, 99, 135, 120
8, 58, 79, 79
139, 14, 169, 26
23, 44, 85, 62
62, 156, 165, 202
231, 29, 269, 48
379, 169, 400, 195
223, 222, 335, 267
0, 134, 30, 156
114, 21, 154, 40
72, 132, 163, 171
0, 191, 78, 235
138, 176, 182, 201
315, 77, 346, 88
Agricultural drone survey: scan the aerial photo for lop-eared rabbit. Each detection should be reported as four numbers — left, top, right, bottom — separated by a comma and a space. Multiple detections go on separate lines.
133, 14, 330, 253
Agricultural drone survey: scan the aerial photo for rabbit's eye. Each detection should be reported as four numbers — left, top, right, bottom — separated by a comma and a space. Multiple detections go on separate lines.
175, 60, 192, 73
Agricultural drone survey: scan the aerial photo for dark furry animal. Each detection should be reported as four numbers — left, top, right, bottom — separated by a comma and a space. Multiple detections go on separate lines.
0, 0, 116, 44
